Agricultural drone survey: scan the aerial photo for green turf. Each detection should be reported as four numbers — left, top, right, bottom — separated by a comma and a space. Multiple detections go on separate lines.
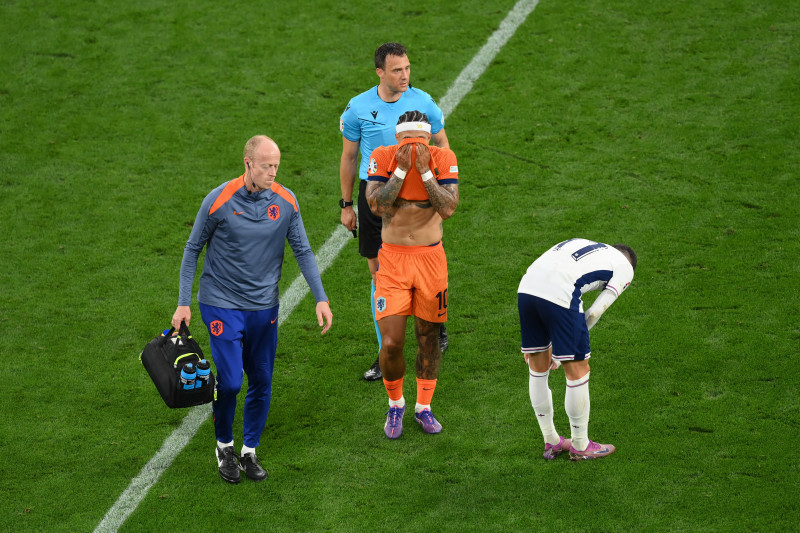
1, 0, 798, 531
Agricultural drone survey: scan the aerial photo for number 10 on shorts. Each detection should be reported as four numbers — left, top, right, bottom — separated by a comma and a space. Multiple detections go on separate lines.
436, 289, 448, 314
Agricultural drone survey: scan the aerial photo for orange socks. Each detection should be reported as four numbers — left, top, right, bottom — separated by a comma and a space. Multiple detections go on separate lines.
416, 378, 437, 408
384, 377, 438, 410
383, 377, 404, 406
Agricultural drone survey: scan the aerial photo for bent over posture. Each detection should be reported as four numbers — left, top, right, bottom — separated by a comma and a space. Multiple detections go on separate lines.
366, 110, 459, 439
518, 238, 636, 461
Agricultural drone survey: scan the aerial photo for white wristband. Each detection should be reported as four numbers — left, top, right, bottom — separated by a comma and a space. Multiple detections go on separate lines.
393, 167, 407, 180
421, 170, 434, 182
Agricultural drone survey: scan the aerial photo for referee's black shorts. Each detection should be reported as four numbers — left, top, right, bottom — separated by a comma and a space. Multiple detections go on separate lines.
357, 179, 382, 259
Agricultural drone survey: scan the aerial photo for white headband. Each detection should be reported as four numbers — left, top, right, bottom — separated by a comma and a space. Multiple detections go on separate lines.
395, 121, 431, 133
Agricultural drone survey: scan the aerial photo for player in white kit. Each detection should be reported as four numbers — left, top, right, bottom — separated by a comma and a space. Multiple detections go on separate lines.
517, 238, 637, 461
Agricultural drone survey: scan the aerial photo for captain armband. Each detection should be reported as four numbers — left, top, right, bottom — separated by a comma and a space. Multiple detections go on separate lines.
421, 170, 434, 182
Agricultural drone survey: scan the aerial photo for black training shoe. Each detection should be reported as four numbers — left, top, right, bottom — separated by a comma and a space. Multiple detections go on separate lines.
239, 452, 269, 481
439, 325, 449, 354
216, 446, 241, 484
364, 359, 382, 381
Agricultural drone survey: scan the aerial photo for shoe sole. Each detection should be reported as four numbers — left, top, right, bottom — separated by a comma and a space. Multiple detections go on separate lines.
219, 470, 241, 484
543, 450, 566, 460
240, 463, 269, 482
243, 471, 268, 482
569, 449, 616, 461
414, 418, 442, 434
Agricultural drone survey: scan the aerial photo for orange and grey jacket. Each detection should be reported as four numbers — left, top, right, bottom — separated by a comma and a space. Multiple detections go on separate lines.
178, 175, 327, 311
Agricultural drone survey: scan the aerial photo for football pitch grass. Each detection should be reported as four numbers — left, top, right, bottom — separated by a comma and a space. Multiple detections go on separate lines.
1, 0, 798, 531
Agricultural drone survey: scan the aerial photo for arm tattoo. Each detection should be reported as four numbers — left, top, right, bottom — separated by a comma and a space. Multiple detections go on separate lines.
424, 181, 459, 217
367, 176, 404, 216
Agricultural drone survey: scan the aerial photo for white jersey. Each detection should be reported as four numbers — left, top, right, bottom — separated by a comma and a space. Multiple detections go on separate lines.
518, 238, 634, 313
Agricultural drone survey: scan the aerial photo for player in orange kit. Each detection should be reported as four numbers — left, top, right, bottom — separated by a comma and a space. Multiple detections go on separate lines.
366, 110, 460, 439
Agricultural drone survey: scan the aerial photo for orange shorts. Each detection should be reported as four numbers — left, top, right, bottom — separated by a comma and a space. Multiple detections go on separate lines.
375, 242, 449, 323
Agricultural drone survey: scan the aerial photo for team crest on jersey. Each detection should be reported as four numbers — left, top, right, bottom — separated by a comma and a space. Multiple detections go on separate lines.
376, 296, 387, 313
368, 158, 378, 174
210, 320, 223, 337
268, 204, 280, 220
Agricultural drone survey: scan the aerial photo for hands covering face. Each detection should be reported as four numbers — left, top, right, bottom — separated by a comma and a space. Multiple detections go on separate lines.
395, 141, 431, 173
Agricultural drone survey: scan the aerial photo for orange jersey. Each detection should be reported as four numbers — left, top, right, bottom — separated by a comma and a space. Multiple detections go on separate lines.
367, 137, 459, 201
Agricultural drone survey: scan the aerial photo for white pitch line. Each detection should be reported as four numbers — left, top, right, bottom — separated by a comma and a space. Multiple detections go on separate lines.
95, 1, 539, 530
94, 226, 353, 533
438, 0, 540, 119
94, 405, 209, 533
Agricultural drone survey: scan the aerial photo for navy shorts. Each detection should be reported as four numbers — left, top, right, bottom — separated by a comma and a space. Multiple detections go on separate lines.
357, 179, 382, 259
518, 293, 591, 362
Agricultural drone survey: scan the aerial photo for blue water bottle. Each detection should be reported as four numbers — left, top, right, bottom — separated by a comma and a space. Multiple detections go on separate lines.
180, 363, 196, 390
195, 359, 211, 388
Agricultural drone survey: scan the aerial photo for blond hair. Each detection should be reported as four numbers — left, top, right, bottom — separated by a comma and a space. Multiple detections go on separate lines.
243, 135, 278, 160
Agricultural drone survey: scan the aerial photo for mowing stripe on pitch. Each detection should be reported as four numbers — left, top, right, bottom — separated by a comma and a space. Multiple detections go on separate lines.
439, 0, 539, 117
93, 226, 353, 533
95, 1, 539, 530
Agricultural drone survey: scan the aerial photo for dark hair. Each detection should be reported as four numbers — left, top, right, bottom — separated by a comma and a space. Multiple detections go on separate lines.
375, 42, 408, 69
612, 244, 637, 271
396, 110, 430, 126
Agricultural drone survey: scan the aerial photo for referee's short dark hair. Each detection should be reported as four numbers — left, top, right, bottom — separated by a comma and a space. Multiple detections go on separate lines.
612, 244, 638, 271
375, 42, 407, 69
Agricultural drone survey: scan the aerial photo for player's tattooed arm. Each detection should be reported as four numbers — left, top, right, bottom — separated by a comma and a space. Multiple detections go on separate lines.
366, 178, 403, 216
413, 144, 458, 218
424, 182, 459, 220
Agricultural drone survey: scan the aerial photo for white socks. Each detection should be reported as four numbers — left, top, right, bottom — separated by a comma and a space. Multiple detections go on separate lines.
217, 440, 255, 457
565, 372, 591, 451
389, 397, 406, 408
415, 402, 430, 414
529, 369, 560, 445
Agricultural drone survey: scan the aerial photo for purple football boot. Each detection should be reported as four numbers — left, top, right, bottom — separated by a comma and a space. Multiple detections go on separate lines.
414, 409, 442, 434
384, 406, 406, 439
